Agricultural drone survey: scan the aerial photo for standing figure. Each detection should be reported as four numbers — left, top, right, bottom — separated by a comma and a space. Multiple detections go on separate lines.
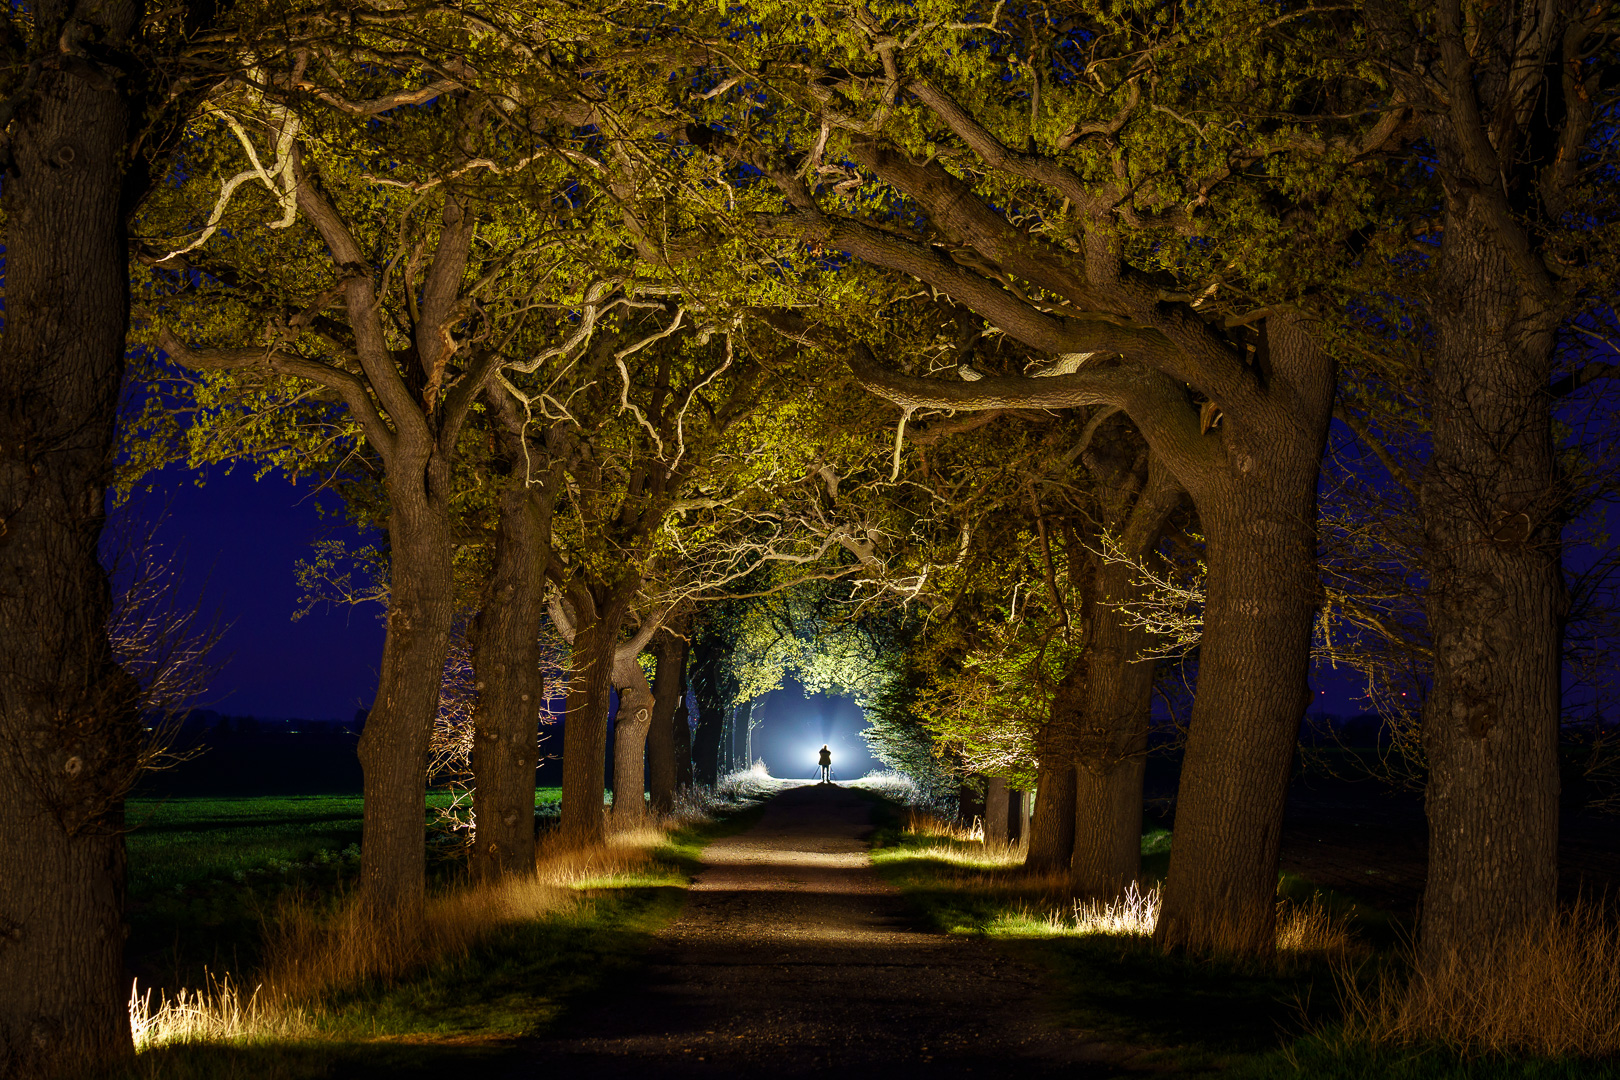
818, 745, 832, 784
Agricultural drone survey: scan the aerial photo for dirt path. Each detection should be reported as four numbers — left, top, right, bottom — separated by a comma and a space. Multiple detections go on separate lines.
510, 783, 1127, 1078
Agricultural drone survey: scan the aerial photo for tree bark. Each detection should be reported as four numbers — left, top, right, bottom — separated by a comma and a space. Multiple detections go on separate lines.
1024, 695, 1079, 873
1071, 753, 1148, 900
646, 616, 690, 815
0, 5, 144, 1068
558, 585, 632, 845
984, 776, 1012, 846
1026, 765, 1078, 873
690, 631, 729, 786
356, 481, 455, 932
1071, 471, 1181, 898
673, 665, 694, 792
1417, 200, 1561, 959
1154, 492, 1321, 953
470, 483, 548, 881
609, 654, 654, 826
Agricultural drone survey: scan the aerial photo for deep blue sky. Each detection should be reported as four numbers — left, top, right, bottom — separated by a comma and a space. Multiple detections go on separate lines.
112, 466, 385, 721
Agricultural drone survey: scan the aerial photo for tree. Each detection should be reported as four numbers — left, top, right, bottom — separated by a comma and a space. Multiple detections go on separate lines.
468, 392, 559, 880
647, 610, 693, 813
140, 34, 612, 924
0, 0, 232, 1067
861, 388, 1186, 887
1355, 0, 1620, 959
657, 3, 1359, 951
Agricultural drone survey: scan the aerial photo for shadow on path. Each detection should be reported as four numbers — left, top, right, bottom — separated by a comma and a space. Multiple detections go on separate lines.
508, 783, 1131, 1078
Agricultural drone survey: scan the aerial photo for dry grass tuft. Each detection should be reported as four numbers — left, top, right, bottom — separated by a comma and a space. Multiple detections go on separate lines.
1072, 882, 1162, 936
905, 808, 983, 844
129, 813, 693, 1051
1339, 900, 1620, 1059
712, 762, 787, 804
129, 972, 300, 1050
896, 814, 1362, 956
1275, 895, 1360, 956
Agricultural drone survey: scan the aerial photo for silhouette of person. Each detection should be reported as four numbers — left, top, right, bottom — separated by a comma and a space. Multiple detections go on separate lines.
818, 745, 832, 784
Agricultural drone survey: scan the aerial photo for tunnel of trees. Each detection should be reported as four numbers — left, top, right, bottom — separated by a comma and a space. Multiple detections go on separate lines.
2, 0, 1618, 1073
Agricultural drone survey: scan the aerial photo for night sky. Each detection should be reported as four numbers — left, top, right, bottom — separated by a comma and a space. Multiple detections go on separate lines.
112, 465, 385, 721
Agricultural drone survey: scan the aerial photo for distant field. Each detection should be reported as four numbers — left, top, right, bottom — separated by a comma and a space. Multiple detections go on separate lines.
126, 789, 563, 897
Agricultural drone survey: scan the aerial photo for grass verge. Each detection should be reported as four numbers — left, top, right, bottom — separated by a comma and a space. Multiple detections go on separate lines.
106, 793, 759, 1080
864, 798, 1620, 1079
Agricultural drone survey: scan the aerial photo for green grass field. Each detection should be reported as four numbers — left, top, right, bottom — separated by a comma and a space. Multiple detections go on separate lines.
125, 790, 563, 897
124, 790, 564, 994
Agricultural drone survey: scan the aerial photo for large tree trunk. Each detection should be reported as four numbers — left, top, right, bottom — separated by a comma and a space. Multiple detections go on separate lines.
1417, 201, 1561, 960
558, 586, 631, 845
1071, 550, 1169, 896
673, 664, 693, 792
646, 617, 690, 815
0, 7, 144, 1069
1024, 684, 1080, 872
1154, 488, 1321, 953
1072, 755, 1147, 900
470, 484, 547, 881
690, 632, 728, 786
983, 776, 1013, 846
1155, 319, 1330, 954
610, 655, 654, 826
1026, 765, 1077, 873
1061, 453, 1182, 898
357, 482, 455, 932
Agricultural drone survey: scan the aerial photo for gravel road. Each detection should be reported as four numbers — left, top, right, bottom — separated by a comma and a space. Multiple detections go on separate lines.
511, 782, 1134, 1078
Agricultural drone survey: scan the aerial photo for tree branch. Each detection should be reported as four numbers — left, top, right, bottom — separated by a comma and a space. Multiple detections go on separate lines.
292, 153, 431, 447
156, 329, 397, 462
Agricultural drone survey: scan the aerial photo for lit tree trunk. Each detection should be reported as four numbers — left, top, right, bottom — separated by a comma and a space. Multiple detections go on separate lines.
690, 632, 729, 786
610, 654, 654, 826
357, 476, 455, 931
673, 666, 694, 791
160, 137, 488, 938
0, 3, 143, 1067
1072, 461, 1181, 899
470, 480, 549, 881
984, 776, 1013, 846
1417, 202, 1561, 959
558, 584, 632, 845
1071, 708, 1148, 900
647, 616, 690, 814
1070, 574, 1153, 898
1024, 687, 1079, 872
1155, 495, 1321, 953
742, 699, 758, 766
727, 702, 748, 772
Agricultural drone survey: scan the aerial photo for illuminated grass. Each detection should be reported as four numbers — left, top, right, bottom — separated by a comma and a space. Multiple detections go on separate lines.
119, 789, 772, 1076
